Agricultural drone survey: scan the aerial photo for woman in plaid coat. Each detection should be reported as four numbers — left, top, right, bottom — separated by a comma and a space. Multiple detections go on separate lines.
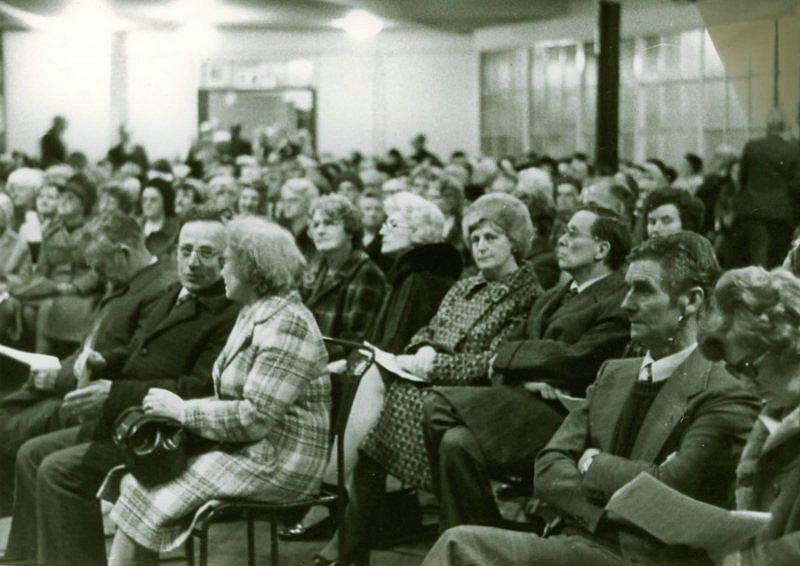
301, 194, 387, 362
315, 193, 545, 564
107, 218, 331, 562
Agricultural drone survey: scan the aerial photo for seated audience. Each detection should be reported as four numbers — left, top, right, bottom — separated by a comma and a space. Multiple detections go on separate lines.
237, 183, 265, 216
301, 194, 387, 362
1, 209, 240, 565
700, 267, 800, 565
314, 193, 542, 564
422, 205, 631, 531
104, 217, 330, 565
281, 192, 462, 540
278, 177, 319, 259
140, 178, 179, 261
0, 211, 177, 516
643, 187, 705, 240
514, 186, 559, 289
424, 174, 467, 263
357, 190, 392, 274
423, 232, 760, 566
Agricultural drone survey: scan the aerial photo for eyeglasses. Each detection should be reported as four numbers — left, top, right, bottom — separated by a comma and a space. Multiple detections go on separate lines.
725, 351, 768, 382
383, 217, 409, 230
178, 245, 220, 262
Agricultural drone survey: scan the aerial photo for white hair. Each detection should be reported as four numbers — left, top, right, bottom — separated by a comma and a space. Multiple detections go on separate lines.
281, 177, 319, 204
7, 168, 44, 190
384, 191, 445, 245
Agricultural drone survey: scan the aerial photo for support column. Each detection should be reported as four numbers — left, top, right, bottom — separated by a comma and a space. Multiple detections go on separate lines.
595, 0, 621, 173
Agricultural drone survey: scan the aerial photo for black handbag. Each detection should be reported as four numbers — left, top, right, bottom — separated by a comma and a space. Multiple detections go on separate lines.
113, 406, 188, 487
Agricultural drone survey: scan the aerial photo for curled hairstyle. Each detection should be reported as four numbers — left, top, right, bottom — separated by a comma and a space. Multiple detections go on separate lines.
643, 187, 705, 234
225, 217, 306, 297
463, 193, 533, 261
309, 194, 364, 247
700, 267, 800, 362
383, 191, 445, 246
628, 231, 720, 305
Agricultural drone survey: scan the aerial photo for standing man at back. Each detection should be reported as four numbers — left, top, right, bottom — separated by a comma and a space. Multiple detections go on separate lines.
732, 110, 800, 268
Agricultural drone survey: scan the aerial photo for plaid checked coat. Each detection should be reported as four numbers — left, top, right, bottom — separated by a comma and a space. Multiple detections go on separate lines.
300, 248, 387, 359
109, 292, 331, 552
360, 261, 542, 489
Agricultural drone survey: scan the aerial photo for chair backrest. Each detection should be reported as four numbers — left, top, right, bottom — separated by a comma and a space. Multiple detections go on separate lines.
321, 337, 375, 559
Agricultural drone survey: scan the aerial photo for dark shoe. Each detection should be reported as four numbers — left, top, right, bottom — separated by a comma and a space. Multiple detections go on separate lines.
279, 515, 335, 541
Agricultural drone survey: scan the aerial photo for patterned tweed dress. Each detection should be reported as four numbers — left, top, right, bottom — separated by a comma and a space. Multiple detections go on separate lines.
360, 262, 542, 490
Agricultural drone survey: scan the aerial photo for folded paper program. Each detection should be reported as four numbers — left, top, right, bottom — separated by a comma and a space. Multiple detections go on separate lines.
0, 343, 61, 372
606, 472, 770, 553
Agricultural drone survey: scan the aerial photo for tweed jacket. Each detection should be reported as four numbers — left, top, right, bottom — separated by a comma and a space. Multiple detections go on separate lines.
361, 261, 542, 489
300, 248, 387, 360
109, 292, 331, 552
535, 351, 760, 563
493, 270, 630, 396
733, 407, 800, 566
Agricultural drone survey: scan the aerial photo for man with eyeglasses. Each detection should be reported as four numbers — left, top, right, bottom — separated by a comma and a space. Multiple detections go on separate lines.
422, 205, 632, 531
1, 208, 240, 565
423, 232, 760, 566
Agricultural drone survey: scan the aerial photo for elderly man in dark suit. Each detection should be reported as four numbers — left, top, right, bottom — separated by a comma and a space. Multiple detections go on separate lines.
1, 210, 240, 565
422, 205, 631, 531
422, 232, 760, 566
731, 111, 800, 268
0, 211, 176, 516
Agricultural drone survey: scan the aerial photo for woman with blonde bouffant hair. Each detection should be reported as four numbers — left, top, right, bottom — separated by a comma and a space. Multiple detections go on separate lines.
700, 266, 800, 565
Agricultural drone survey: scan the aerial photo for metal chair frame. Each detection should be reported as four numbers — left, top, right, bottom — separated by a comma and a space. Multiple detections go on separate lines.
184, 338, 375, 566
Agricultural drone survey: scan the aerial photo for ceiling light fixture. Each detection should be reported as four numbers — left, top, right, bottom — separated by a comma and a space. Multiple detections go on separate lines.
332, 10, 384, 41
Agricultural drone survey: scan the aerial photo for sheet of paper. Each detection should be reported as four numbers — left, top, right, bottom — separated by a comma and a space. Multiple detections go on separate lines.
606, 472, 770, 553
555, 390, 585, 411
364, 341, 426, 383
0, 343, 61, 372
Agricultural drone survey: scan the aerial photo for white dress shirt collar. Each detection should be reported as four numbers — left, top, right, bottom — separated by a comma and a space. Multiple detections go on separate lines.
640, 343, 697, 383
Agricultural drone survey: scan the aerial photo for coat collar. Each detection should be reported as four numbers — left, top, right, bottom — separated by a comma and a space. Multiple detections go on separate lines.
217, 292, 299, 370
143, 279, 230, 340
304, 248, 370, 306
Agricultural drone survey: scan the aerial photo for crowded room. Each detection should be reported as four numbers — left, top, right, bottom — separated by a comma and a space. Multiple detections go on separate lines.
0, 0, 799, 564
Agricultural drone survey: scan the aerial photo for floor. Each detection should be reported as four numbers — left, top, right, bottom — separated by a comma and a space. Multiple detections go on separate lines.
0, 514, 433, 565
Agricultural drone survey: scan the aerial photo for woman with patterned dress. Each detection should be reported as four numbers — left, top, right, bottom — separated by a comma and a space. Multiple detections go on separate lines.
105, 217, 331, 564
314, 193, 544, 565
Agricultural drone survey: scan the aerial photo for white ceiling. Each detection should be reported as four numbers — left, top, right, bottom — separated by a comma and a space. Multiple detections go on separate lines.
0, 0, 575, 34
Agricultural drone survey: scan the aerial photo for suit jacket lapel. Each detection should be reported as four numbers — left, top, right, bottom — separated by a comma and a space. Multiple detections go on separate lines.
531, 282, 571, 337
591, 359, 640, 452
631, 349, 709, 461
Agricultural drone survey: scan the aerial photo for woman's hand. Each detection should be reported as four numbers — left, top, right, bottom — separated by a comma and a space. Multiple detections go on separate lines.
396, 347, 437, 378
143, 388, 186, 423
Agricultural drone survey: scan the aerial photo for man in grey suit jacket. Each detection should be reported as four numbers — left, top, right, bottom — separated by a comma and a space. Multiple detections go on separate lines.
422, 206, 631, 530
423, 232, 760, 566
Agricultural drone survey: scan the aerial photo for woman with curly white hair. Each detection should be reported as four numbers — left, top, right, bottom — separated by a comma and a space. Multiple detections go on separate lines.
105, 217, 331, 565
279, 177, 319, 259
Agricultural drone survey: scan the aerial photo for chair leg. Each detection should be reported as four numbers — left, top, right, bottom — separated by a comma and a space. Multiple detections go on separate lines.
199, 525, 209, 566
270, 518, 279, 566
247, 513, 256, 566
185, 535, 195, 566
